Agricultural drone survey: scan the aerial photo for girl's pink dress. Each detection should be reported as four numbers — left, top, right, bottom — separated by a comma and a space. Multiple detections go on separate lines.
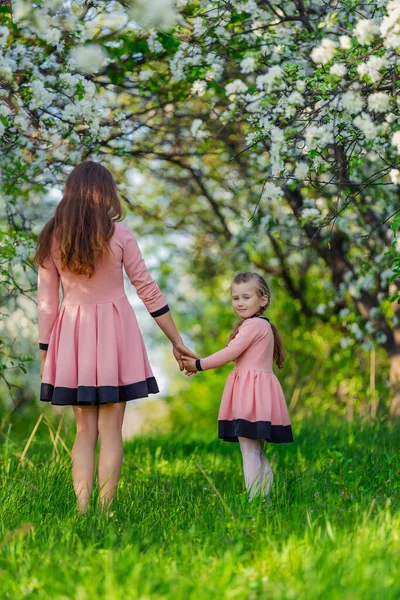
197, 316, 293, 443
38, 221, 169, 406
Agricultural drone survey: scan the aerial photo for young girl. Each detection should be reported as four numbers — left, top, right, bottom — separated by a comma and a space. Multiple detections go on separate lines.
182, 272, 293, 499
35, 161, 197, 513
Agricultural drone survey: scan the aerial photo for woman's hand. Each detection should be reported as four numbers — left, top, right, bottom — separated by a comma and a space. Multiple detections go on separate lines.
172, 342, 199, 372
181, 355, 198, 374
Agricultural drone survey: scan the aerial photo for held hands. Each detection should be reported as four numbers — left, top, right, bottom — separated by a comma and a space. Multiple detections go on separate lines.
181, 355, 198, 376
172, 341, 198, 373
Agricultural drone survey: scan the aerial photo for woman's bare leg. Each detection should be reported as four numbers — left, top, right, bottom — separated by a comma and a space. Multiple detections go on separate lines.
72, 405, 99, 513
97, 402, 126, 510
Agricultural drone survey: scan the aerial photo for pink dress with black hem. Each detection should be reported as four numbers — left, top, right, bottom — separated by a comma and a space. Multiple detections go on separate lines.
38, 221, 169, 406
197, 316, 293, 443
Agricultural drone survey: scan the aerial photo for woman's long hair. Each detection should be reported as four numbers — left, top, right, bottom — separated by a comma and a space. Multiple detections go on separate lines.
229, 272, 286, 368
35, 161, 124, 278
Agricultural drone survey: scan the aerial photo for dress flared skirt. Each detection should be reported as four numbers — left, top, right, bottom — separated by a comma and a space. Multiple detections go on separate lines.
217, 369, 293, 443
40, 295, 159, 406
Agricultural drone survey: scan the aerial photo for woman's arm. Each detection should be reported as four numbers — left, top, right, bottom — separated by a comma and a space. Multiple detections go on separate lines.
122, 226, 198, 369
153, 311, 199, 370
122, 224, 170, 316
38, 254, 60, 350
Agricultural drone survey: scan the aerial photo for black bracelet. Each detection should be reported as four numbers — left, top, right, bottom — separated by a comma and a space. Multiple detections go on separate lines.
195, 359, 203, 371
39, 343, 49, 350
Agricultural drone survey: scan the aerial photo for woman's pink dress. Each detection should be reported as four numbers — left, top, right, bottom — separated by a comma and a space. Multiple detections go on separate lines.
197, 316, 293, 443
38, 222, 169, 406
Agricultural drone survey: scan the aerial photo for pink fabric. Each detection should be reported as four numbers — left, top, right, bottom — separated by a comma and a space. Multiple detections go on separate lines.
201, 318, 291, 427
39, 222, 167, 390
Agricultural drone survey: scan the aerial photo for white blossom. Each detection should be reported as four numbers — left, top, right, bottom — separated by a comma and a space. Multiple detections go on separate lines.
390, 169, 400, 184
147, 32, 164, 53
29, 79, 53, 109
130, 0, 176, 29
256, 66, 283, 91
381, 1, 400, 49
193, 17, 205, 36
294, 162, 309, 180
311, 38, 337, 64
380, 268, 394, 284
139, 69, 153, 81
350, 322, 363, 339
70, 44, 107, 73
353, 114, 377, 139
287, 91, 304, 106
341, 91, 364, 114
191, 80, 207, 96
348, 284, 361, 299
302, 207, 320, 220
262, 182, 284, 201
190, 119, 207, 139
330, 63, 347, 77
368, 92, 391, 113
357, 56, 387, 84
0, 26, 9, 47
354, 19, 379, 45
305, 125, 333, 150
42, 27, 62, 46
225, 79, 248, 96
340, 337, 352, 349
240, 56, 256, 73
376, 332, 388, 345
391, 131, 400, 153
339, 35, 352, 50
369, 307, 381, 319
296, 79, 306, 92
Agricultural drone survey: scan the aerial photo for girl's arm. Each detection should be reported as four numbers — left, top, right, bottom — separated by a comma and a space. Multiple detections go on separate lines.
38, 254, 60, 350
194, 319, 261, 371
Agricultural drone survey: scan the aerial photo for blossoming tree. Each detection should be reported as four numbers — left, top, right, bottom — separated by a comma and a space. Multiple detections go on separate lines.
1, 0, 400, 412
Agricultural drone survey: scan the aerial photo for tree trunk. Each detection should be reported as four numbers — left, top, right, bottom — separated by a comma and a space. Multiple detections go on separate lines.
389, 349, 400, 417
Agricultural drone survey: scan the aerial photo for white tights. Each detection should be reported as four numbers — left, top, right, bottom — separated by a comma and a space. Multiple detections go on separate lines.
238, 437, 273, 500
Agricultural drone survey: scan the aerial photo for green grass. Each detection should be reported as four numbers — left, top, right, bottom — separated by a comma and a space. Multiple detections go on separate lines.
0, 413, 399, 599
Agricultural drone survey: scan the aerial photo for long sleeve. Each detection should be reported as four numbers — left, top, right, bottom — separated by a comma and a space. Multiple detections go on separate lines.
122, 225, 169, 317
38, 254, 60, 349
199, 320, 262, 371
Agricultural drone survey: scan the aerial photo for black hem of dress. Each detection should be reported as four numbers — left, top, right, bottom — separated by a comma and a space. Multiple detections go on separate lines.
40, 377, 159, 406
150, 305, 170, 318
218, 419, 293, 444
39, 343, 49, 350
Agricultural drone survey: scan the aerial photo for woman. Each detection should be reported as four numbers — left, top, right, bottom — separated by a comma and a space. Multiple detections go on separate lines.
35, 161, 197, 513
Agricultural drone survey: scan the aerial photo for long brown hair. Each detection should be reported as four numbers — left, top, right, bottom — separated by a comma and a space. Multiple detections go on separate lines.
35, 161, 124, 277
229, 272, 286, 368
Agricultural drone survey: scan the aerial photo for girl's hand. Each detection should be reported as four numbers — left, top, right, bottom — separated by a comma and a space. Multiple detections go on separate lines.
181, 355, 198, 374
172, 342, 199, 371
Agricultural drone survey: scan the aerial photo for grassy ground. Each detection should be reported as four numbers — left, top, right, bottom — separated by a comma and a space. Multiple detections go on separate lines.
0, 412, 399, 599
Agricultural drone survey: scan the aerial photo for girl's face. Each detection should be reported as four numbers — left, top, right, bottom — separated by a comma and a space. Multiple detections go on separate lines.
231, 281, 268, 319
